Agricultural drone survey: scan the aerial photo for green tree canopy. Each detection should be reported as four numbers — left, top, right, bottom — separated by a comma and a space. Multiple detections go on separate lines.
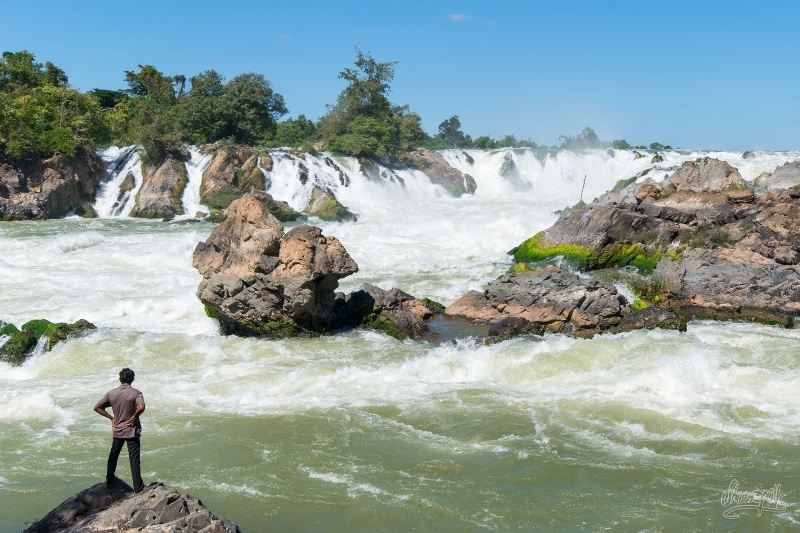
175, 70, 287, 146
437, 115, 469, 148
319, 48, 424, 159
0, 50, 109, 161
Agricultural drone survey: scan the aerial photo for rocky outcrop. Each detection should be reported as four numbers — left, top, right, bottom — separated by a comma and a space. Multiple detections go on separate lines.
509, 157, 800, 327
510, 158, 754, 273
394, 148, 477, 196
654, 248, 800, 321
24, 479, 239, 533
445, 265, 630, 336
305, 186, 357, 222
193, 193, 358, 337
193, 193, 441, 339
335, 284, 441, 340
0, 147, 105, 220
129, 155, 188, 220
0, 318, 95, 366
200, 145, 267, 210
753, 160, 800, 192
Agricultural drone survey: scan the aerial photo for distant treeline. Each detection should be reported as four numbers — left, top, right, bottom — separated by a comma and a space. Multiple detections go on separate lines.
0, 49, 672, 165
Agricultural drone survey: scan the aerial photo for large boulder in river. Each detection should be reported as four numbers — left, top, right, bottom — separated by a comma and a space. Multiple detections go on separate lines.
654, 247, 800, 323
663, 157, 747, 192
0, 146, 105, 220
445, 265, 630, 336
0, 318, 96, 366
24, 479, 240, 532
193, 192, 358, 337
394, 147, 477, 196
305, 186, 357, 222
129, 155, 188, 219
510, 156, 800, 327
334, 283, 441, 340
200, 145, 267, 210
753, 160, 800, 192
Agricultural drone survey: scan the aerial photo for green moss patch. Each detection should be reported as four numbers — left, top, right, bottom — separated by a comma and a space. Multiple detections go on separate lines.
509, 232, 593, 268
204, 186, 244, 210
509, 232, 668, 273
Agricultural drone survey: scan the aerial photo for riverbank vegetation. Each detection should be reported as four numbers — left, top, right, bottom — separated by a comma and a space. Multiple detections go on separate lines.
0, 48, 668, 165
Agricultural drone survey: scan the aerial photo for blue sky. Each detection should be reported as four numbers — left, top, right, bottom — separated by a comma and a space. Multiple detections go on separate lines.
2, 0, 799, 150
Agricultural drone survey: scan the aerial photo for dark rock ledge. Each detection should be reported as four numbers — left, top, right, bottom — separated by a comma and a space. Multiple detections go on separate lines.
24, 479, 240, 533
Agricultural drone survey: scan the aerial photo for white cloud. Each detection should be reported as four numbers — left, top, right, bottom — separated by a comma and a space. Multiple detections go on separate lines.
278, 34, 292, 41
448, 13, 468, 21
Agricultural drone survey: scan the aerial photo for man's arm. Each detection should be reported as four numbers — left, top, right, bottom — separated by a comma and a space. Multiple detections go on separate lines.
94, 405, 115, 429
125, 403, 145, 427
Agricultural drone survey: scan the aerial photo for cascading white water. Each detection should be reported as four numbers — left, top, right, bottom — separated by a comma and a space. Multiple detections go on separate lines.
93, 146, 800, 224
94, 146, 144, 217
4, 147, 800, 532
179, 146, 213, 218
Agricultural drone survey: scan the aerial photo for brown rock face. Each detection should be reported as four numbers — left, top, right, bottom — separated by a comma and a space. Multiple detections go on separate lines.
335, 284, 441, 340
0, 147, 105, 220
193, 193, 358, 337
129, 156, 188, 219
664, 157, 747, 192
753, 160, 800, 192
655, 248, 800, 316
445, 265, 630, 335
395, 148, 477, 196
512, 156, 800, 327
200, 146, 265, 209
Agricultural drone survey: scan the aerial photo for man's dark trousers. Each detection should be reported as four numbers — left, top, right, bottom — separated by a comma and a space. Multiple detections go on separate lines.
106, 437, 143, 492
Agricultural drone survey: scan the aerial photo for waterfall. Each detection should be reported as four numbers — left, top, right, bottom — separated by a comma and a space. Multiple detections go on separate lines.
179, 146, 213, 218
94, 146, 144, 217
93, 146, 800, 220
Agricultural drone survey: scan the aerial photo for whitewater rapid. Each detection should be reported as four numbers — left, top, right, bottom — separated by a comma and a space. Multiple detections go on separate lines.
2, 147, 800, 531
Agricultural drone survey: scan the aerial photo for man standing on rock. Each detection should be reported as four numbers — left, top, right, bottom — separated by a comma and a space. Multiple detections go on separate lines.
93, 368, 146, 492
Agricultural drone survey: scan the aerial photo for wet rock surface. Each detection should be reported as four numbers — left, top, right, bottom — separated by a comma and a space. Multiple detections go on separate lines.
445, 265, 630, 336
193, 193, 358, 337
24, 479, 240, 533
130, 155, 188, 219
0, 147, 105, 220
509, 156, 800, 327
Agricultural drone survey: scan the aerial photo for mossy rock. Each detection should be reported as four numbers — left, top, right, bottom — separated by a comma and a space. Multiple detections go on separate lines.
508, 262, 535, 274
307, 195, 357, 222
74, 204, 98, 218
0, 328, 37, 365
204, 186, 244, 210
361, 313, 410, 341
509, 232, 593, 268
422, 298, 445, 311
0, 322, 19, 336
119, 172, 136, 194
204, 306, 315, 339
0, 319, 97, 365
207, 209, 227, 223
554, 200, 586, 217
509, 232, 667, 273
612, 176, 637, 192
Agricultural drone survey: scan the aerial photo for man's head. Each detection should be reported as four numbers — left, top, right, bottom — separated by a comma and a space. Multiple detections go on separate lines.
119, 368, 135, 384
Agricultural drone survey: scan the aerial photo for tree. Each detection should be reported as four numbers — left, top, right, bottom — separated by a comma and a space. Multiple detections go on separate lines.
319, 48, 425, 158
472, 136, 497, 149
222, 72, 287, 144
268, 114, 317, 147
117, 65, 182, 163
0, 50, 110, 161
175, 70, 287, 146
612, 139, 631, 150
437, 115, 468, 148
558, 126, 605, 149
